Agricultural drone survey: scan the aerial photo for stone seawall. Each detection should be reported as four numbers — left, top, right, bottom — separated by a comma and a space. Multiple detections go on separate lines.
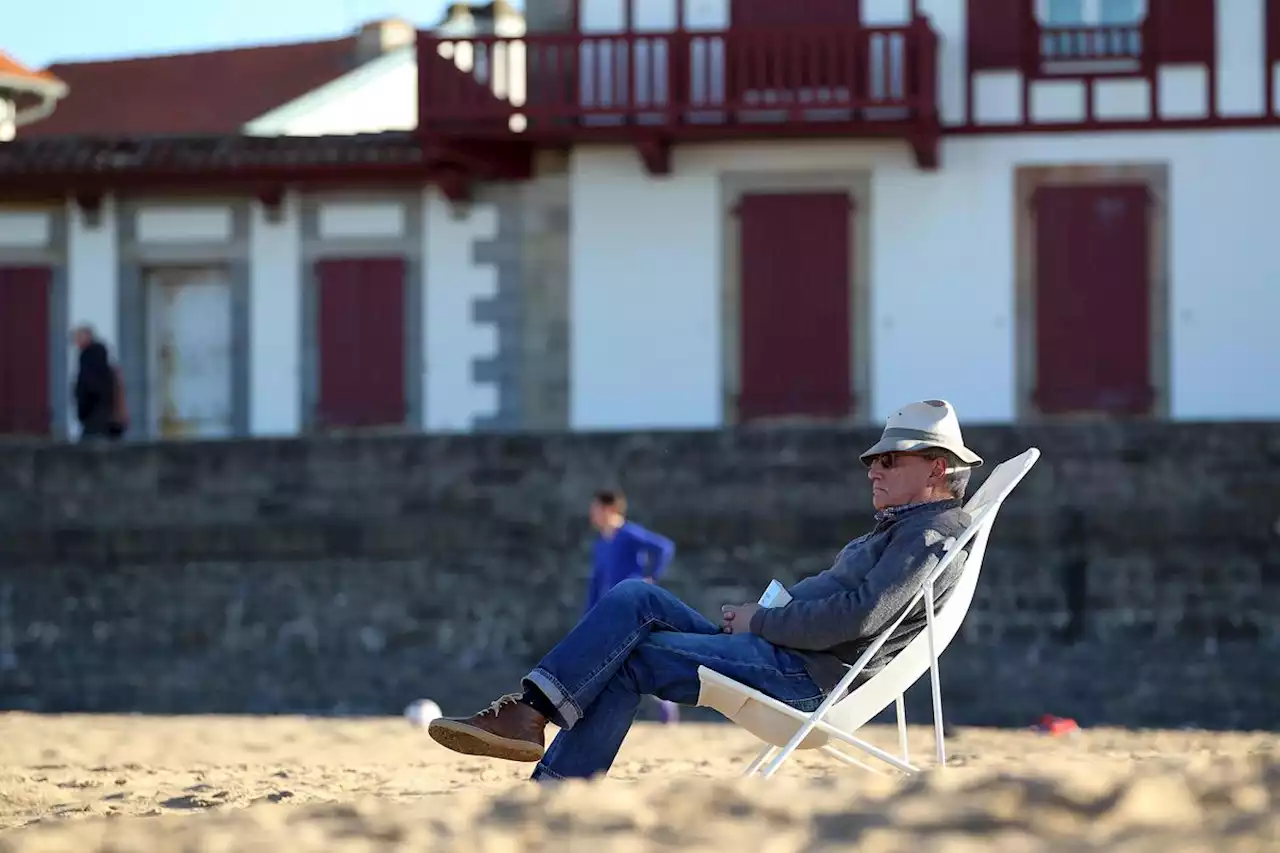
0, 423, 1276, 729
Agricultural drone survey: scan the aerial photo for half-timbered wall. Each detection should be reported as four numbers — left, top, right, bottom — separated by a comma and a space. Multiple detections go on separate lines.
563, 0, 1278, 129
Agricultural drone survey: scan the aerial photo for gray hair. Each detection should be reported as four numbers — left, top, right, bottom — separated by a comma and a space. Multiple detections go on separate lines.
923, 449, 971, 501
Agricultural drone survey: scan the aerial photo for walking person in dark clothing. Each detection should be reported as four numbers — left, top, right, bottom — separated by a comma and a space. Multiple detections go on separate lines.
71, 325, 119, 441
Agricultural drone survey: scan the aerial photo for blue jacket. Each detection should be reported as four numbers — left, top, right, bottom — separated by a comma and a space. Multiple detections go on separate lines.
585, 521, 676, 612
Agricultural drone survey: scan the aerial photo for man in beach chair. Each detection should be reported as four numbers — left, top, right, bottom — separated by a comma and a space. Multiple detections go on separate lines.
428, 400, 981, 782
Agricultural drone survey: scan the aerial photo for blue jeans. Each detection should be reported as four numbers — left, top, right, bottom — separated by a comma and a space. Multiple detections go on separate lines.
523, 579, 826, 781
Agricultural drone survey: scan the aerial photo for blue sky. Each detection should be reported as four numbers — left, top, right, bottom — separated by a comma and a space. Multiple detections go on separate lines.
8, 0, 496, 68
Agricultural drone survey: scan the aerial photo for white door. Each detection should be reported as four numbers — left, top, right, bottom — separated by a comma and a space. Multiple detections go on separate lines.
146, 267, 233, 438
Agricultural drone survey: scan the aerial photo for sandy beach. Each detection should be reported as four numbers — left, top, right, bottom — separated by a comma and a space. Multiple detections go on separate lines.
0, 713, 1275, 851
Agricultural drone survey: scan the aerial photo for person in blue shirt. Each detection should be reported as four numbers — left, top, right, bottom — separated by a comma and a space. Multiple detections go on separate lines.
585, 489, 679, 724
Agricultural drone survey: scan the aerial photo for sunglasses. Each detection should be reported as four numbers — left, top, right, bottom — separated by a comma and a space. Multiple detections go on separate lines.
865, 451, 937, 470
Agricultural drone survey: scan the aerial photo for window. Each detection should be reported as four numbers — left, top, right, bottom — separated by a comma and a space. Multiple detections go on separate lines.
1041, 0, 1144, 25
1040, 0, 1144, 64
1099, 0, 1143, 24
1045, 0, 1085, 24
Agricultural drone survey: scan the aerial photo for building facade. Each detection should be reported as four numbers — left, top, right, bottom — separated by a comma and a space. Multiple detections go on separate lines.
1, 0, 1279, 439
0, 14, 561, 439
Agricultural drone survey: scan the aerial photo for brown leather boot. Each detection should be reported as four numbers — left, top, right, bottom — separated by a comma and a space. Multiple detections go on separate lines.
427, 693, 548, 762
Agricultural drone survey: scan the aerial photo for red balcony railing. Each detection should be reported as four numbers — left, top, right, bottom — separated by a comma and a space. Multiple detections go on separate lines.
1034, 20, 1148, 75
418, 20, 939, 138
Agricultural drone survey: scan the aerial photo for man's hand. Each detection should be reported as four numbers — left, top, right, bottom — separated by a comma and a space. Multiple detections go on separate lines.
720, 603, 762, 635
642, 577, 656, 584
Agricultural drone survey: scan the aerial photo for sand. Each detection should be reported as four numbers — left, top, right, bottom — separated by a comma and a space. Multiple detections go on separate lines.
0, 712, 1275, 852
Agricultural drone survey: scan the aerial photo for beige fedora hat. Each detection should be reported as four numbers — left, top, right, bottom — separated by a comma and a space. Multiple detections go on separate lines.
859, 399, 983, 468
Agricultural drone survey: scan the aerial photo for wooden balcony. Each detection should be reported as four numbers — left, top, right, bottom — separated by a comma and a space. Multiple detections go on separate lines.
416, 19, 941, 174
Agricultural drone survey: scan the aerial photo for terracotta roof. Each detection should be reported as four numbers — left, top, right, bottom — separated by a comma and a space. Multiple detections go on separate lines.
0, 51, 65, 91
19, 36, 363, 138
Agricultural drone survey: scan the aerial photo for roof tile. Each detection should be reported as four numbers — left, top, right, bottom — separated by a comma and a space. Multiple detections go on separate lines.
21, 37, 362, 137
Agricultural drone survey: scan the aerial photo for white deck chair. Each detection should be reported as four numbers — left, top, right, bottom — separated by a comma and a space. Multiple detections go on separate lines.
696, 447, 1040, 779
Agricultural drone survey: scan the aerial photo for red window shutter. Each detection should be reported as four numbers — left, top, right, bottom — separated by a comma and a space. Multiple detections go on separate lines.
1032, 185, 1153, 416
315, 258, 406, 429
1268, 0, 1280, 65
0, 266, 52, 435
355, 258, 408, 426
1149, 0, 1215, 64
967, 0, 1030, 71
737, 193, 853, 422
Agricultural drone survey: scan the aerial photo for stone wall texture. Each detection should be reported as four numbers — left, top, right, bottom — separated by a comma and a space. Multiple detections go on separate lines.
1, 423, 1277, 730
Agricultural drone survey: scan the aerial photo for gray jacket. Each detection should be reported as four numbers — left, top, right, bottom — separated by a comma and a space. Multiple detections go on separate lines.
748, 498, 971, 693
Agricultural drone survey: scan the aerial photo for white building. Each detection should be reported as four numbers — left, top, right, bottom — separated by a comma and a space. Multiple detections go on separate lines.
1, 0, 1278, 440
